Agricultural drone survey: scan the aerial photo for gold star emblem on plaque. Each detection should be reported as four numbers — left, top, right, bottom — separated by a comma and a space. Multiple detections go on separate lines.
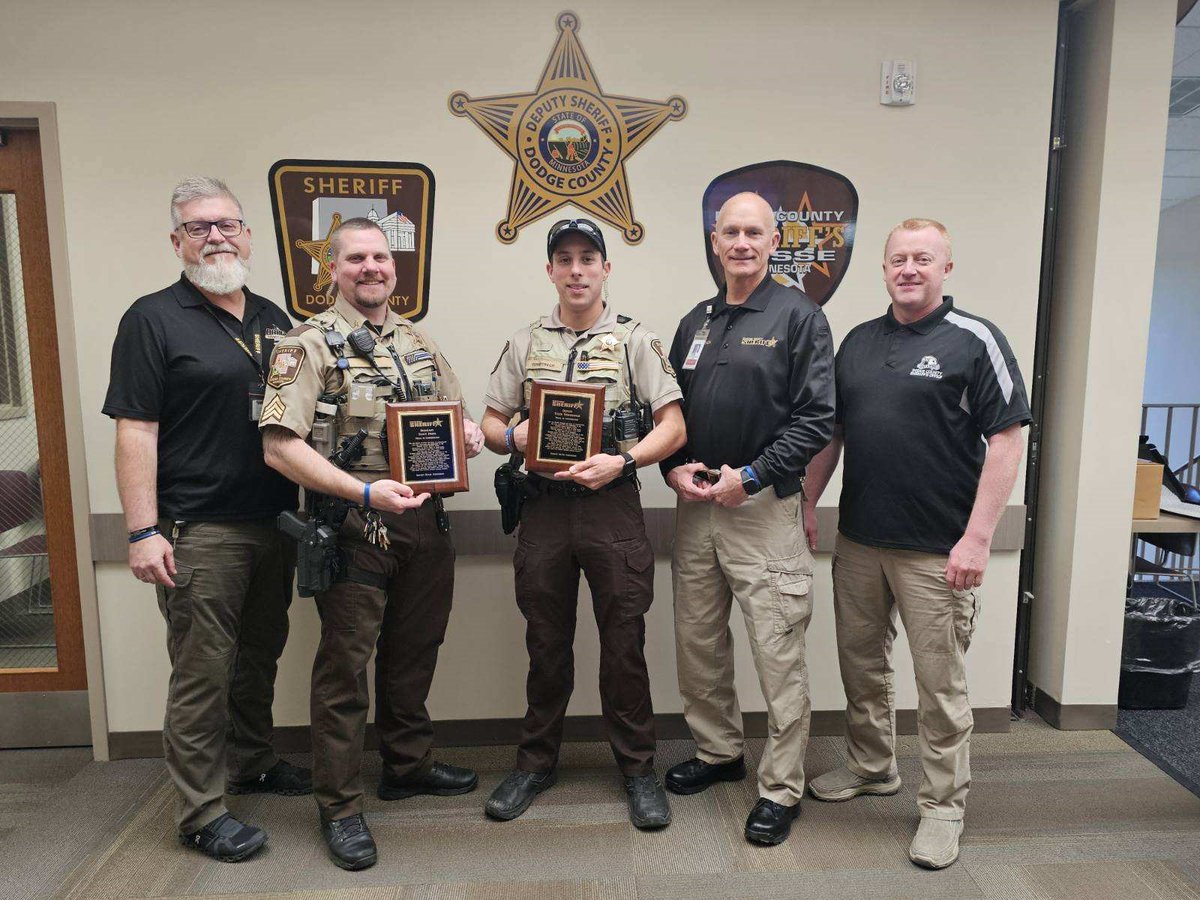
294, 213, 342, 293
449, 11, 687, 245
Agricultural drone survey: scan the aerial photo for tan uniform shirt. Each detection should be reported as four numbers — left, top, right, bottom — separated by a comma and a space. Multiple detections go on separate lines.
484, 303, 681, 417
259, 296, 466, 474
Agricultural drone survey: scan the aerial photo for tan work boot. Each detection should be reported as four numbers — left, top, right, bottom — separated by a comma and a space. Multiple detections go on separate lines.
908, 817, 964, 869
808, 766, 901, 802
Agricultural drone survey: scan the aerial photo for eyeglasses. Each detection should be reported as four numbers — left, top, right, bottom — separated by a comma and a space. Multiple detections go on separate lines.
178, 219, 245, 240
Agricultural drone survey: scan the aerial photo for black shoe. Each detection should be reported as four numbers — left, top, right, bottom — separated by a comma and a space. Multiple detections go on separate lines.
321, 813, 377, 871
484, 770, 557, 821
624, 774, 672, 829
180, 812, 267, 862
227, 759, 313, 796
378, 761, 479, 800
664, 756, 747, 795
744, 798, 799, 846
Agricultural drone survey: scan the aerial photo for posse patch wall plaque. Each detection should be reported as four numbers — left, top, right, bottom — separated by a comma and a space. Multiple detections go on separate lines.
702, 161, 859, 306
449, 11, 687, 246
269, 160, 434, 321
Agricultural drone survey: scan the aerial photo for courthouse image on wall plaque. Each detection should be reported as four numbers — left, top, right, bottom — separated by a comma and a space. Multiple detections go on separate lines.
525, 380, 604, 474
269, 160, 434, 321
449, 11, 687, 245
385, 400, 469, 495
702, 160, 859, 305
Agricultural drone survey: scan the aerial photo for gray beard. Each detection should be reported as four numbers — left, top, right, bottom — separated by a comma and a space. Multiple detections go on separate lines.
185, 246, 250, 295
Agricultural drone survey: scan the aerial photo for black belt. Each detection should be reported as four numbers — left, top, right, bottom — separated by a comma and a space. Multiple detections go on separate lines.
528, 472, 638, 498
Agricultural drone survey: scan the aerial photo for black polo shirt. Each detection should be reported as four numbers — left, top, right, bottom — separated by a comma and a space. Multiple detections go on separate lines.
661, 273, 835, 498
836, 296, 1030, 554
102, 275, 298, 521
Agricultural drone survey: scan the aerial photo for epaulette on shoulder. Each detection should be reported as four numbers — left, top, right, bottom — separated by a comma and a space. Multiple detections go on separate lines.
286, 323, 319, 338
616, 314, 633, 324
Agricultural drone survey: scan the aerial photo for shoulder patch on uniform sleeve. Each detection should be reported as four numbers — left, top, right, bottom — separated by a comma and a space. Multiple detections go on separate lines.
259, 394, 287, 425
650, 338, 675, 376
267, 346, 305, 389
491, 340, 510, 375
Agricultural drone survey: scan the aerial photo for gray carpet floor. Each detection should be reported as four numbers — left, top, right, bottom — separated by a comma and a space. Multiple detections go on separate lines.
1116, 676, 1200, 798
3, 715, 1200, 900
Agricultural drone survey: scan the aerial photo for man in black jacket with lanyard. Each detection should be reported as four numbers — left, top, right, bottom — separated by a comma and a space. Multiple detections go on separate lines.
103, 177, 307, 863
660, 192, 835, 845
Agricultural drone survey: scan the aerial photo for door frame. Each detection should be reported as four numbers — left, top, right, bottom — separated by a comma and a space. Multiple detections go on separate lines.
0, 102, 106, 757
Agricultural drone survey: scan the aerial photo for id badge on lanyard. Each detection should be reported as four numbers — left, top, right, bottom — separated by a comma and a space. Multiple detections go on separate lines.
682, 305, 712, 371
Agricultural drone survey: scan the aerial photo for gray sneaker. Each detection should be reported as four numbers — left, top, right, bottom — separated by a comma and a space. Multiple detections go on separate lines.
808, 766, 901, 802
908, 817, 964, 869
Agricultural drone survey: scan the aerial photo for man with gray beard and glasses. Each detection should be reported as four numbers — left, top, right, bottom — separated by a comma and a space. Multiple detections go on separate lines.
103, 177, 308, 863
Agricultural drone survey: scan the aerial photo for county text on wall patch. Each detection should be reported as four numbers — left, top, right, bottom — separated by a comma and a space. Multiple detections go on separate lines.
449, 11, 686, 245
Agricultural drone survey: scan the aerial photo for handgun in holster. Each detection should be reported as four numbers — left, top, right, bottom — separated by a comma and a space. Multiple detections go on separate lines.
277, 427, 369, 596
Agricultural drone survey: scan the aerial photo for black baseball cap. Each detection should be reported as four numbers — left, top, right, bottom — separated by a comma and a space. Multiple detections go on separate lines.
546, 217, 607, 260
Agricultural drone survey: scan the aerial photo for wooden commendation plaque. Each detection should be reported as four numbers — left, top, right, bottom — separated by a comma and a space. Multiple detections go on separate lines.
385, 400, 469, 494
526, 380, 605, 474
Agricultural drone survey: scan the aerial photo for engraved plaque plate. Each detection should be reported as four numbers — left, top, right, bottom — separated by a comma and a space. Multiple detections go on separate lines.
385, 400, 469, 494
525, 380, 605, 474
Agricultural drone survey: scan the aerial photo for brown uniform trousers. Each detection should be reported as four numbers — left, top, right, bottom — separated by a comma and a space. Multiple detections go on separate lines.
311, 504, 454, 822
513, 478, 657, 776
157, 518, 295, 834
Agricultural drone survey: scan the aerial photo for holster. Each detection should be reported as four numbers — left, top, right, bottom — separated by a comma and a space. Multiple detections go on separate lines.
494, 452, 528, 536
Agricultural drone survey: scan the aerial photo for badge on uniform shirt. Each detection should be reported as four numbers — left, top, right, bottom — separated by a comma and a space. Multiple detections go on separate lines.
263, 325, 286, 343
267, 347, 305, 389
600, 334, 618, 347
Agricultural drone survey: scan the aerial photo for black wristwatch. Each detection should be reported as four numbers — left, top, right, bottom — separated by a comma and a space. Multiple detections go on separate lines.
620, 451, 637, 479
740, 465, 762, 496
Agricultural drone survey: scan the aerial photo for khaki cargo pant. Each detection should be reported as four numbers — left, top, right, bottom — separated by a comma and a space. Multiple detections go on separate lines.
157, 518, 295, 834
311, 504, 454, 822
831, 534, 980, 821
672, 490, 814, 806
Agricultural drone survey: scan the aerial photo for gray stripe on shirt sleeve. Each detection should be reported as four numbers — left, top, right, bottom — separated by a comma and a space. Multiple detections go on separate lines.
945, 311, 1014, 403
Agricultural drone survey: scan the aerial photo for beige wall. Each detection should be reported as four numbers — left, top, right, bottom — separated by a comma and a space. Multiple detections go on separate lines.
0, 0, 1057, 735
1030, 0, 1175, 709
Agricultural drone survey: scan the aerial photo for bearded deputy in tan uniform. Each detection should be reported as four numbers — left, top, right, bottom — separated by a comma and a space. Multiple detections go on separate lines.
259, 217, 484, 871
479, 218, 686, 830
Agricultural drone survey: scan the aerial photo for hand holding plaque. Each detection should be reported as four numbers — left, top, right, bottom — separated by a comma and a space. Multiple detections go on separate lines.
385, 400, 470, 494
525, 380, 605, 474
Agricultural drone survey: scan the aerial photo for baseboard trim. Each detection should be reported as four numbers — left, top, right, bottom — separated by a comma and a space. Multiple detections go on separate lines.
107, 707, 1011, 760
1031, 685, 1117, 730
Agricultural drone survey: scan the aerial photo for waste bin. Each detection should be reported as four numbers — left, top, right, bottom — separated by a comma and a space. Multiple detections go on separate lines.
1118, 591, 1200, 710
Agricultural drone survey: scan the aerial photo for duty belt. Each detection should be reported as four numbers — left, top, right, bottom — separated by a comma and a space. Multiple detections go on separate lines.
528, 472, 638, 498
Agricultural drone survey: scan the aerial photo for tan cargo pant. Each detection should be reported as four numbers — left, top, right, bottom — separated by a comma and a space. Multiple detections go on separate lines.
672, 490, 814, 806
831, 534, 980, 821
157, 519, 295, 834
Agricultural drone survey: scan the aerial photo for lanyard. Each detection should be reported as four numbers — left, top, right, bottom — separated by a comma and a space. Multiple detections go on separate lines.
204, 304, 265, 380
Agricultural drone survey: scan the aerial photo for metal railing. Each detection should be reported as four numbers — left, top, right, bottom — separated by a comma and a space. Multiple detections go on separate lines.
1136, 403, 1200, 595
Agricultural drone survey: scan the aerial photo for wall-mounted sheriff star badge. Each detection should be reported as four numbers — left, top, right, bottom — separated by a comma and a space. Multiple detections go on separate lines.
449, 11, 687, 245
294, 213, 342, 294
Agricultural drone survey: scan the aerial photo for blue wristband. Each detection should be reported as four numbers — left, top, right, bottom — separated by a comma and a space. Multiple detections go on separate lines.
504, 426, 516, 453
128, 526, 160, 544
741, 466, 759, 487
363, 482, 371, 510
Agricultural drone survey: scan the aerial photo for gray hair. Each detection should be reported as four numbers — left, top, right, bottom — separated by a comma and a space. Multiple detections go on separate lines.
170, 176, 243, 228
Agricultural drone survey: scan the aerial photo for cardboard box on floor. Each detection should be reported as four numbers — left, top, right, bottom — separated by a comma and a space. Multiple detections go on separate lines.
1134, 460, 1163, 520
